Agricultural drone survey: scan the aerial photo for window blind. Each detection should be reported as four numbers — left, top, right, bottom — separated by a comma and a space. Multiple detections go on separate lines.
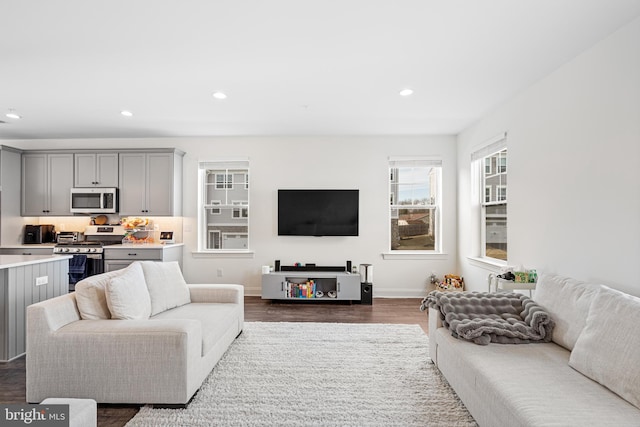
388, 157, 442, 168
471, 133, 507, 161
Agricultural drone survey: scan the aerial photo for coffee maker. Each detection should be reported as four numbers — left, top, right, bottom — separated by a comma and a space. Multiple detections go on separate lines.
23, 225, 56, 244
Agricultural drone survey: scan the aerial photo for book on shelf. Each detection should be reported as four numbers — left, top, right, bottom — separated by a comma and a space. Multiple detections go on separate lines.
286, 280, 317, 298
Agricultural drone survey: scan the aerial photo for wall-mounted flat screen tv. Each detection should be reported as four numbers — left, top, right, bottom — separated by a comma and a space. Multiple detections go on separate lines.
278, 189, 359, 236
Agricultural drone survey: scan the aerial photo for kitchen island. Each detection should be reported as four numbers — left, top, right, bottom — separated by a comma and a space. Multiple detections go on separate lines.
0, 255, 71, 361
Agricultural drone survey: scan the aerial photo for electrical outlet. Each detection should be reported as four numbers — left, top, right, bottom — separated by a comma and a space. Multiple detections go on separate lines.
35, 276, 48, 286
217, 268, 223, 277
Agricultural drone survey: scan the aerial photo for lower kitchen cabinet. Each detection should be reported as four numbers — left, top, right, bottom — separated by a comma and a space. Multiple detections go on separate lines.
103, 244, 183, 272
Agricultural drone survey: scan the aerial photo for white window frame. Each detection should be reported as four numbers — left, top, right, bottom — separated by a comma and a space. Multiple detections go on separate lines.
471, 134, 507, 263
387, 157, 443, 256
196, 159, 252, 256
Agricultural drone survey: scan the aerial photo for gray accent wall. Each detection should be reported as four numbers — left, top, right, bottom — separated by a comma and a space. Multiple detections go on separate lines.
0, 258, 69, 361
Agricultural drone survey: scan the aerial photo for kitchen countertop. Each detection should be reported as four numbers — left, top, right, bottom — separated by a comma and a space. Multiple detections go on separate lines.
0, 254, 72, 269
0, 244, 57, 249
0, 243, 183, 249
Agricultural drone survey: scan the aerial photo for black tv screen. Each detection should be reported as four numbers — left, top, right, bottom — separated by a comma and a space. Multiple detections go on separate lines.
278, 190, 359, 236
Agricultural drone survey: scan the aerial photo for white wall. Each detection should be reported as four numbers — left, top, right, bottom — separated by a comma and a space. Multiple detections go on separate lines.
5, 135, 457, 297
457, 17, 640, 296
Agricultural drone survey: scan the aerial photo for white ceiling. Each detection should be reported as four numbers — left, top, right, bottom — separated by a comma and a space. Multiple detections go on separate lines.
2, 0, 640, 139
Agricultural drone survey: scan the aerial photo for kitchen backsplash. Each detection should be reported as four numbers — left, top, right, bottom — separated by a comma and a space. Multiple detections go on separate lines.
21, 216, 184, 244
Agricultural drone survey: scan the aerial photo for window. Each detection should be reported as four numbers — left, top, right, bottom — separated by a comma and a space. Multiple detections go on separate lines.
199, 160, 250, 251
473, 136, 507, 261
215, 173, 232, 189
231, 200, 248, 219
209, 200, 222, 215
389, 158, 442, 252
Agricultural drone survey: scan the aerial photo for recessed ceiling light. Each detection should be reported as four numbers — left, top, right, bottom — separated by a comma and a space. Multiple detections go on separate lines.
399, 88, 414, 97
5, 111, 21, 119
212, 91, 227, 100
120, 110, 133, 117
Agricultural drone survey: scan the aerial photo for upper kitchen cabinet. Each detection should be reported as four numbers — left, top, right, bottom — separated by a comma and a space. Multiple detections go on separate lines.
1, 146, 24, 245
22, 153, 74, 216
118, 149, 184, 216
74, 153, 118, 187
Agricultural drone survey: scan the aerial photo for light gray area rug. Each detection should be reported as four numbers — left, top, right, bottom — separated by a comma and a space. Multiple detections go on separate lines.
127, 322, 476, 426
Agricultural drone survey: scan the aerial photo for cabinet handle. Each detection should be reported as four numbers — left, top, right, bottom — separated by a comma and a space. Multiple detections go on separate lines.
23, 252, 32, 255
128, 253, 137, 256
337, 282, 340, 292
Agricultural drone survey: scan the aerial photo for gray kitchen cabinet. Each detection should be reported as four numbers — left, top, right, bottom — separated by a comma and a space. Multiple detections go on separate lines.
103, 244, 183, 272
103, 260, 135, 272
74, 153, 118, 187
22, 153, 74, 216
118, 150, 184, 216
0, 146, 24, 246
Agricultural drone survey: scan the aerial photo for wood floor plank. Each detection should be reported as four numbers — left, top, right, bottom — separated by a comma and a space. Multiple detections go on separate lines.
0, 296, 428, 426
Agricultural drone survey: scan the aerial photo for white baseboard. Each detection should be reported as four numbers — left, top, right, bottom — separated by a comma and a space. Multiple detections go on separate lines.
244, 287, 426, 299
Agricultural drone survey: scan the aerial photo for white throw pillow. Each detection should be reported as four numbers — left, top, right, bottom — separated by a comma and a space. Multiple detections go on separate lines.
533, 274, 599, 350
569, 286, 640, 410
104, 262, 151, 320
140, 261, 191, 316
75, 273, 113, 320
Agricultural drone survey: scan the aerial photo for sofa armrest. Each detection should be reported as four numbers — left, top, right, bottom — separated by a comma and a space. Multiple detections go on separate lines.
428, 307, 443, 365
429, 306, 443, 330
26, 318, 202, 403
188, 284, 244, 304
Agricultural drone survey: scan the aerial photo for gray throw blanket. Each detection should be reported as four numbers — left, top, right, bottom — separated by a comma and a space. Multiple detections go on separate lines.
421, 291, 554, 345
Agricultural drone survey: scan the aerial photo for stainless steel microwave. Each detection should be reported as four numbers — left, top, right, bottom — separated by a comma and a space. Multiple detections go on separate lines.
70, 188, 118, 213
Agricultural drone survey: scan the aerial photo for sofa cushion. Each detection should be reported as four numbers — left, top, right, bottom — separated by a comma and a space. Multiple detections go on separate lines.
140, 261, 191, 316
152, 302, 242, 356
569, 286, 640, 410
533, 274, 599, 350
434, 327, 640, 426
105, 262, 152, 320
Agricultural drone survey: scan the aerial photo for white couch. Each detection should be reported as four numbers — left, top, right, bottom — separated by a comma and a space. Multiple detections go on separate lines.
26, 261, 244, 405
429, 274, 640, 426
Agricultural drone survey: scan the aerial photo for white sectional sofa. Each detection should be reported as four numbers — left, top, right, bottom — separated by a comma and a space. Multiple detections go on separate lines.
26, 261, 244, 406
428, 274, 640, 426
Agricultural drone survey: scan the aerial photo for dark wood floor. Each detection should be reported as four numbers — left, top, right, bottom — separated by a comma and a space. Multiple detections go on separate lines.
0, 296, 428, 427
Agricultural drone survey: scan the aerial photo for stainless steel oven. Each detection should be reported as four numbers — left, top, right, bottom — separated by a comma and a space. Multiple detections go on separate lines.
54, 225, 125, 291
54, 243, 105, 291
